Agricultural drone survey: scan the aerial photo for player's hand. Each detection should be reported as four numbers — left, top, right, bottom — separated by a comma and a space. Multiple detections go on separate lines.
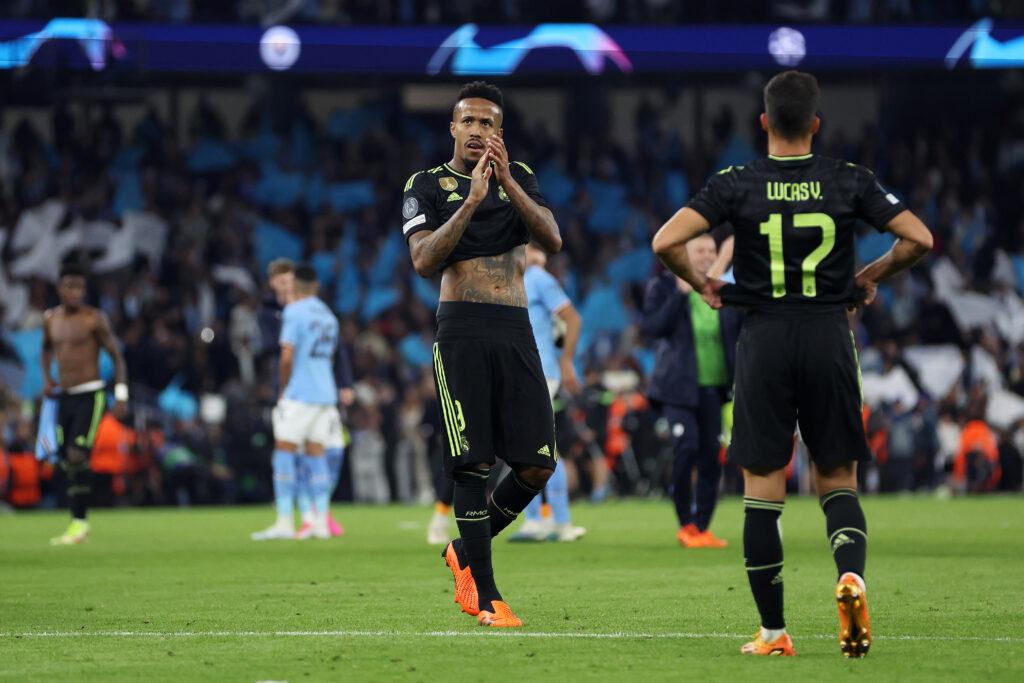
849, 274, 878, 311
113, 400, 128, 421
699, 278, 726, 310
561, 359, 582, 396
485, 136, 511, 185
339, 387, 355, 407
468, 150, 492, 205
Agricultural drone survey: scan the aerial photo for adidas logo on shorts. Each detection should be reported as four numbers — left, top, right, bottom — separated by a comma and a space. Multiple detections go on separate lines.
537, 444, 551, 456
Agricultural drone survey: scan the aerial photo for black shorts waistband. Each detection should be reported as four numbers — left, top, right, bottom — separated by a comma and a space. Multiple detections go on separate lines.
743, 306, 848, 326
436, 302, 534, 342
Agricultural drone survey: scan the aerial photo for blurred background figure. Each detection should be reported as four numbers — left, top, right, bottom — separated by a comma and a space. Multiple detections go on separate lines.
252, 264, 340, 540
641, 234, 740, 548
508, 242, 586, 543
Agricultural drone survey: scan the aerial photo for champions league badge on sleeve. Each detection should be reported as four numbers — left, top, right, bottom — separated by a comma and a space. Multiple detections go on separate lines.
403, 197, 419, 219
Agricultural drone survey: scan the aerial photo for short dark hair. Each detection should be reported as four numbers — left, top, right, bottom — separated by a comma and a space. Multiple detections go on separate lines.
59, 263, 87, 281
764, 71, 820, 141
294, 263, 318, 284
454, 81, 504, 114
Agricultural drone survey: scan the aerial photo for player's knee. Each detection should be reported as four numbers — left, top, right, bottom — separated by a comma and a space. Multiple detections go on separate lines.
815, 461, 858, 490
517, 465, 553, 489
453, 465, 490, 486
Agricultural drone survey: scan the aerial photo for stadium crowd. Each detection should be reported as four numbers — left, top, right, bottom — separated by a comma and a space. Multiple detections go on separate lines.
1, 81, 1023, 512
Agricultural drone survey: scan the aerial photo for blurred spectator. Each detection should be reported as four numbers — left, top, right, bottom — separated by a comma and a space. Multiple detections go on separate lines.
955, 419, 1001, 492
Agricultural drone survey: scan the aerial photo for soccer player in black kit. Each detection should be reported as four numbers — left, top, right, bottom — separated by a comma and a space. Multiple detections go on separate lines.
652, 71, 933, 657
403, 81, 561, 627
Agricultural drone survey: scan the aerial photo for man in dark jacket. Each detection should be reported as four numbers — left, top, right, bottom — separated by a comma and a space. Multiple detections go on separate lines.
641, 234, 740, 548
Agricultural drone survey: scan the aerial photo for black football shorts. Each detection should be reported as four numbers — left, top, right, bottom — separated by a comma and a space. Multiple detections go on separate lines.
432, 302, 557, 476
728, 308, 870, 471
57, 388, 106, 456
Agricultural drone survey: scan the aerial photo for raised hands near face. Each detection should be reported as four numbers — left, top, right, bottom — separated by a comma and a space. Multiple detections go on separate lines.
468, 149, 493, 204
485, 136, 511, 185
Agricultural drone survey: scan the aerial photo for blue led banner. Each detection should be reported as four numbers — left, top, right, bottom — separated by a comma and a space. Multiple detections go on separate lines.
0, 19, 1021, 75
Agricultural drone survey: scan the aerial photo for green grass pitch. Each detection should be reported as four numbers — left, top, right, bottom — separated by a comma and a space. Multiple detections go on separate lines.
1, 496, 1022, 681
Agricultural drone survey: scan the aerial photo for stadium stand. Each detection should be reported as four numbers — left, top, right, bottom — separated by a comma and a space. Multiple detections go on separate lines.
1, 76, 1022, 508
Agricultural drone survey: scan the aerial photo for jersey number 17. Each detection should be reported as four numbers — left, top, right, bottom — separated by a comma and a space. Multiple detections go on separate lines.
759, 212, 836, 298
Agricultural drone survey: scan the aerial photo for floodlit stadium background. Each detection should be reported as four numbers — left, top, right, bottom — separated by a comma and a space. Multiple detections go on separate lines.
1, 1, 1023, 510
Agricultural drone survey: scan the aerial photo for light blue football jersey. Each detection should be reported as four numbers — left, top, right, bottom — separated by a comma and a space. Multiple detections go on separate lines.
524, 264, 570, 382
280, 296, 339, 405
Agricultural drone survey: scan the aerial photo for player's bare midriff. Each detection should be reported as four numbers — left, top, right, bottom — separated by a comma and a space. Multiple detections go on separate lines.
439, 246, 528, 307
47, 308, 102, 388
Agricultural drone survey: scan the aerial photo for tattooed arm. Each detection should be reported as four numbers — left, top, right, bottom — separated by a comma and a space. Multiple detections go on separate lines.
409, 203, 477, 278
486, 137, 561, 253
409, 153, 492, 278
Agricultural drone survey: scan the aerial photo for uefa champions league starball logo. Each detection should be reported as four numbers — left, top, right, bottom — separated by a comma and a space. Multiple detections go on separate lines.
260, 25, 301, 71
768, 26, 806, 67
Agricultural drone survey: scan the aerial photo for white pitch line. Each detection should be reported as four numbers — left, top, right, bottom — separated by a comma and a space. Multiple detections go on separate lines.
1, 630, 1022, 644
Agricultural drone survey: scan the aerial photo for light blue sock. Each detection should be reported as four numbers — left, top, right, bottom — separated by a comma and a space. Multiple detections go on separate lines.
326, 446, 345, 493
523, 495, 543, 523
272, 450, 296, 519
294, 454, 313, 519
303, 455, 332, 520
548, 459, 571, 525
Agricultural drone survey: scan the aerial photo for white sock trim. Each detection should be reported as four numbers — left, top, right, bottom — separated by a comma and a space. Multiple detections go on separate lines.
761, 627, 787, 642
841, 572, 866, 592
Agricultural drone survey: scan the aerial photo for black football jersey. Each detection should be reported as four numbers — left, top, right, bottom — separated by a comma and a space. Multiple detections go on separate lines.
687, 154, 907, 310
401, 160, 549, 272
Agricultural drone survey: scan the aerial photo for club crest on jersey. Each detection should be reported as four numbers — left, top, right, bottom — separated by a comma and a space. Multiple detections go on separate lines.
498, 185, 509, 202
439, 177, 458, 191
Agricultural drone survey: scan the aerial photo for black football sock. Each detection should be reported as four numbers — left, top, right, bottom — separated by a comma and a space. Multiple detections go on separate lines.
453, 469, 500, 612
437, 474, 455, 507
487, 469, 544, 538
743, 497, 785, 630
66, 459, 92, 521
820, 487, 867, 581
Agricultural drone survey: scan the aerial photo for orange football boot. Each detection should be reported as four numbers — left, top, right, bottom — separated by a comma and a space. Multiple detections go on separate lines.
442, 541, 479, 616
677, 523, 700, 547
477, 600, 523, 628
740, 631, 796, 656
695, 529, 729, 548
836, 572, 871, 658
